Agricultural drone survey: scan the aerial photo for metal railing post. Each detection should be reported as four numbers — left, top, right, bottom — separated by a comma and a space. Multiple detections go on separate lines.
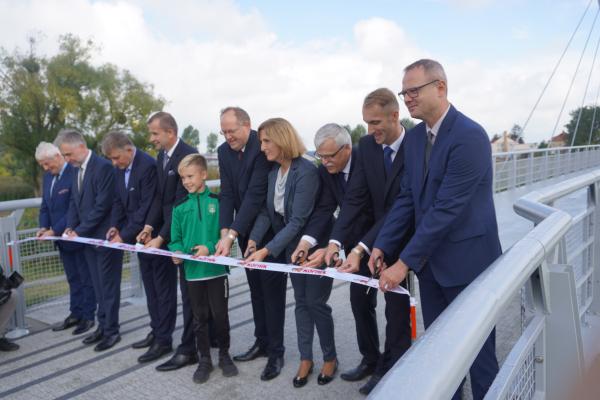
591, 180, 600, 314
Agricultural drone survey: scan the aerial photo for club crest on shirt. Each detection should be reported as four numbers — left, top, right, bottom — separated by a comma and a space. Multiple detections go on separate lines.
208, 204, 217, 214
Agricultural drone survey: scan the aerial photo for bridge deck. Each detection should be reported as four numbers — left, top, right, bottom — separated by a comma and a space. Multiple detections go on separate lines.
0, 172, 588, 400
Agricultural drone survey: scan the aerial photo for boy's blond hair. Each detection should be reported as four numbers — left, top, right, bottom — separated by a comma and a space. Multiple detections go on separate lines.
257, 118, 306, 160
178, 153, 208, 175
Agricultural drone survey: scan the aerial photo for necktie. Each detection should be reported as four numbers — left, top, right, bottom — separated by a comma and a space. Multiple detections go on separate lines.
162, 153, 170, 170
425, 131, 434, 172
124, 167, 131, 189
238, 149, 244, 161
383, 146, 393, 176
50, 176, 57, 195
77, 167, 84, 192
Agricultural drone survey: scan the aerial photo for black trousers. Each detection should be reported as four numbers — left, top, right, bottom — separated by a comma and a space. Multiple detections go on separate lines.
176, 264, 196, 355
379, 288, 412, 373
349, 258, 380, 366
138, 253, 177, 347
186, 276, 230, 358
245, 257, 288, 358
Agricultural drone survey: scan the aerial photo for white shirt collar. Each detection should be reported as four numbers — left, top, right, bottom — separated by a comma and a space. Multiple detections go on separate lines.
342, 154, 352, 176
126, 148, 137, 171
56, 162, 67, 178
80, 149, 92, 171
166, 138, 180, 159
426, 104, 451, 137
382, 126, 405, 153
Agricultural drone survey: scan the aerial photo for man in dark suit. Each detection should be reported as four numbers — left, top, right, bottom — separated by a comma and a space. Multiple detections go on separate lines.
291, 123, 378, 382
324, 89, 413, 395
136, 112, 198, 371
101, 131, 175, 364
56, 129, 122, 352
371, 59, 501, 400
213, 107, 273, 363
35, 142, 95, 335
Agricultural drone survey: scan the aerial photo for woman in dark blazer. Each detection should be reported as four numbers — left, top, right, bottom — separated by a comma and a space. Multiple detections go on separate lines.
246, 118, 338, 387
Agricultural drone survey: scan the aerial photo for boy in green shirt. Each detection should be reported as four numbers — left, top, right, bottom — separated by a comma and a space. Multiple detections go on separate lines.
170, 154, 238, 384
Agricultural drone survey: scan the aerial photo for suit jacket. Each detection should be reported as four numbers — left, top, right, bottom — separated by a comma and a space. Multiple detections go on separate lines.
331, 133, 412, 253
110, 149, 157, 244
39, 164, 81, 251
303, 148, 373, 250
145, 139, 197, 243
67, 151, 115, 239
249, 157, 320, 261
217, 130, 272, 238
374, 105, 502, 287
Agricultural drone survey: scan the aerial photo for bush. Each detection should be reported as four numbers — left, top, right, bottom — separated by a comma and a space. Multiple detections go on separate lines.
0, 177, 35, 201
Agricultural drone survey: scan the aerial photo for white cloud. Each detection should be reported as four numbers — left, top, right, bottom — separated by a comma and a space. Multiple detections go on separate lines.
0, 0, 590, 149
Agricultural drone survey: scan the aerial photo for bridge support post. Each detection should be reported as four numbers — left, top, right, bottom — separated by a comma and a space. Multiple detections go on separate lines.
545, 264, 584, 400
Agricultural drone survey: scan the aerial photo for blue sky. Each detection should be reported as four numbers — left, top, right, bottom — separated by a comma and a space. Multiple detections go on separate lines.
1, 0, 598, 149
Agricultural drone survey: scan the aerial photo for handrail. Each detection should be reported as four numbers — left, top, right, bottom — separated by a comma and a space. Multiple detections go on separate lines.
368, 170, 600, 398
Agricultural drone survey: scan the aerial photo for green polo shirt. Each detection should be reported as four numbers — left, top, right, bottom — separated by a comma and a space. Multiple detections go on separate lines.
168, 188, 228, 281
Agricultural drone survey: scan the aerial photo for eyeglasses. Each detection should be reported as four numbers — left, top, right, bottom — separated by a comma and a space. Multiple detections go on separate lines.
220, 126, 240, 136
315, 145, 346, 161
398, 80, 439, 99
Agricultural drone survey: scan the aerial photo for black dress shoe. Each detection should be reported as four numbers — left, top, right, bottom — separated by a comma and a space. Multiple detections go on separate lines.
156, 353, 199, 371
292, 362, 313, 388
317, 359, 338, 385
340, 361, 376, 382
72, 320, 95, 335
261, 356, 284, 381
138, 343, 173, 363
233, 342, 267, 362
52, 315, 80, 331
359, 374, 382, 395
82, 328, 103, 345
0, 338, 19, 352
131, 332, 155, 349
94, 334, 121, 352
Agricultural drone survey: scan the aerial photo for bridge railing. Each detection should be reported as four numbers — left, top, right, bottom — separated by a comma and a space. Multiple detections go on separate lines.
370, 170, 600, 399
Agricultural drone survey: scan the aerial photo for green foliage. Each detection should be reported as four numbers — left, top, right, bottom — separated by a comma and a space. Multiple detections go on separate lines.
0, 176, 34, 201
0, 34, 165, 194
401, 118, 416, 130
565, 106, 600, 146
538, 141, 549, 149
343, 124, 367, 145
182, 124, 200, 149
206, 132, 218, 153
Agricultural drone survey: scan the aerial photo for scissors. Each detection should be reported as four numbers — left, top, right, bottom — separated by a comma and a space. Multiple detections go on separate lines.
328, 251, 340, 269
367, 256, 385, 294
292, 250, 306, 266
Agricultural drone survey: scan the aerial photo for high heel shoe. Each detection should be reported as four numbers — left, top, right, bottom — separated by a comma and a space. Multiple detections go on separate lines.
293, 360, 314, 388
317, 359, 338, 385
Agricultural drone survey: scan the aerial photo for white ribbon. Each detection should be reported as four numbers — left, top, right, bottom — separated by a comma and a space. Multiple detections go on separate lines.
9, 236, 409, 296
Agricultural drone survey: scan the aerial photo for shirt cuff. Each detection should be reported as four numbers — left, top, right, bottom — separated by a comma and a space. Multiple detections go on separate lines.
301, 235, 317, 248
358, 242, 371, 256
328, 239, 342, 249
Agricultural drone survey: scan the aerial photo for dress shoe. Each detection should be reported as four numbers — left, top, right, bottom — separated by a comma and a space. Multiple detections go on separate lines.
82, 328, 103, 345
233, 342, 267, 362
94, 334, 121, 352
72, 320, 95, 335
52, 315, 80, 331
261, 356, 284, 381
0, 337, 19, 351
359, 374, 382, 395
193, 357, 213, 384
156, 353, 199, 371
138, 343, 172, 363
340, 361, 376, 381
317, 359, 338, 385
293, 361, 313, 388
218, 353, 239, 377
131, 332, 155, 349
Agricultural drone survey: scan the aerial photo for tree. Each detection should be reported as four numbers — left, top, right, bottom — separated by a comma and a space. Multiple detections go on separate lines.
0, 35, 165, 194
510, 124, 524, 144
343, 124, 366, 145
206, 132, 219, 153
401, 118, 416, 130
565, 106, 600, 146
182, 124, 200, 149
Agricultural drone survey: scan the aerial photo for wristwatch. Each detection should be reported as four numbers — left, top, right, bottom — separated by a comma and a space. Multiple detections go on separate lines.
227, 232, 236, 241
351, 247, 364, 258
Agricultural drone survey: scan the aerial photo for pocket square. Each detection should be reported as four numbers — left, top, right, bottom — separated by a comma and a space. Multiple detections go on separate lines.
129, 187, 135, 192
167, 170, 175, 176
58, 188, 70, 195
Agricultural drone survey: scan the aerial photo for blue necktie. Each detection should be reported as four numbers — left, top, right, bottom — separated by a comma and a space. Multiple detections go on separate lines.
383, 146, 393, 176
337, 172, 347, 194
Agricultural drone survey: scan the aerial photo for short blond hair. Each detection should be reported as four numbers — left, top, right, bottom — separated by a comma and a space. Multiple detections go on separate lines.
363, 88, 399, 113
177, 153, 207, 175
257, 118, 306, 160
